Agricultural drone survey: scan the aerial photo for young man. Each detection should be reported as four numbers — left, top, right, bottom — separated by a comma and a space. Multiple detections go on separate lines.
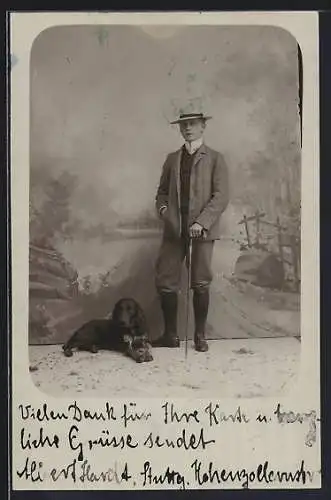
154, 106, 229, 352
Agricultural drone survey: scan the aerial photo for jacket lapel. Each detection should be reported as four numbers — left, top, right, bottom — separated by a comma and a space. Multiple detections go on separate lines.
173, 148, 182, 210
192, 143, 208, 168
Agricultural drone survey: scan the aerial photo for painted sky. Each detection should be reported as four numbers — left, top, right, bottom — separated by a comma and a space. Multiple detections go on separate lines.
30, 25, 300, 225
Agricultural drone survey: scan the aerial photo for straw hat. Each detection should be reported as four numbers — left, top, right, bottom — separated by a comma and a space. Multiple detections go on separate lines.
170, 98, 212, 124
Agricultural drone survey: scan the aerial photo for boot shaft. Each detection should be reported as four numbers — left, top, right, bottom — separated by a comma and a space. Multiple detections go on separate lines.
160, 292, 178, 337
152, 292, 179, 347
193, 288, 209, 352
193, 288, 209, 334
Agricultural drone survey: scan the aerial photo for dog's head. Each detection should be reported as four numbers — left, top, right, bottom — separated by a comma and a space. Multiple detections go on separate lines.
112, 298, 148, 335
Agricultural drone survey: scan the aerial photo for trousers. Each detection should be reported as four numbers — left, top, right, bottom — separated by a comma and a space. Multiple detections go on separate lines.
155, 236, 215, 293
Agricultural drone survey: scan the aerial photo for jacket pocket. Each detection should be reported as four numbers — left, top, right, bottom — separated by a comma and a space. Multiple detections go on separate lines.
163, 206, 180, 238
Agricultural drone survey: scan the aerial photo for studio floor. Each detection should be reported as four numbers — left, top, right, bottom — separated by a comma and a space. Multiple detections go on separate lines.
29, 337, 300, 399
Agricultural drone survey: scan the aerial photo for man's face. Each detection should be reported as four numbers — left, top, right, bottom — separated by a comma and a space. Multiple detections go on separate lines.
179, 118, 206, 143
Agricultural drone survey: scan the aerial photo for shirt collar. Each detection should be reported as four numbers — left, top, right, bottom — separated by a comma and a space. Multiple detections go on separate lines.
184, 138, 203, 155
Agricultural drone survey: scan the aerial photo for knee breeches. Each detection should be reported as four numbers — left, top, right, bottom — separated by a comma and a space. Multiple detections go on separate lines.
155, 237, 215, 293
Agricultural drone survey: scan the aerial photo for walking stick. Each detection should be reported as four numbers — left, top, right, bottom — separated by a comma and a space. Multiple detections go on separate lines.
185, 237, 193, 360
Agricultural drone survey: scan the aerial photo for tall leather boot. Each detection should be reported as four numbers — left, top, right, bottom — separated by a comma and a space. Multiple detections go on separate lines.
152, 292, 180, 348
193, 288, 209, 352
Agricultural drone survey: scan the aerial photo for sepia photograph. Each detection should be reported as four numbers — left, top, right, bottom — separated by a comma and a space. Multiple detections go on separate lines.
27, 24, 302, 399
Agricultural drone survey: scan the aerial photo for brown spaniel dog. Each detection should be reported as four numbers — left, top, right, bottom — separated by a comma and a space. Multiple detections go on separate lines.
62, 298, 153, 363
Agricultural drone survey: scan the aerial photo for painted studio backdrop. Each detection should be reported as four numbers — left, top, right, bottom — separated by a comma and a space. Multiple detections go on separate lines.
29, 25, 301, 345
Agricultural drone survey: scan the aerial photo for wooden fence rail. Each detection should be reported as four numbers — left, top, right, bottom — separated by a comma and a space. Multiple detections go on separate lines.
238, 210, 301, 291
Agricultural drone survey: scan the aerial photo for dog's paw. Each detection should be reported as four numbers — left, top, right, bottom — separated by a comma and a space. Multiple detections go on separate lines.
63, 349, 73, 357
144, 352, 153, 362
135, 349, 153, 363
130, 349, 145, 363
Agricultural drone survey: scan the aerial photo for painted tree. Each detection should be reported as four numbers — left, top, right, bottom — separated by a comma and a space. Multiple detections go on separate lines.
30, 170, 78, 246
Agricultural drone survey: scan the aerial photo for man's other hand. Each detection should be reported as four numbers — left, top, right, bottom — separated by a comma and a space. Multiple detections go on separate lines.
159, 206, 168, 217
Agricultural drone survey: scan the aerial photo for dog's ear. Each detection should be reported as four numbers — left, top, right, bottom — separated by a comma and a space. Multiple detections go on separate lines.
112, 300, 121, 324
134, 304, 148, 336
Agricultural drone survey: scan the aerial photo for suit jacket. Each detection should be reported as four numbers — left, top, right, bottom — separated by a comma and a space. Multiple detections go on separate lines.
155, 144, 229, 240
